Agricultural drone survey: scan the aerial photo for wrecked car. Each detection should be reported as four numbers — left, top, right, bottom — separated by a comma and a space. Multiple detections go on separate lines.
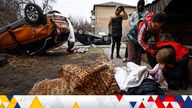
0, 3, 75, 55
75, 29, 111, 45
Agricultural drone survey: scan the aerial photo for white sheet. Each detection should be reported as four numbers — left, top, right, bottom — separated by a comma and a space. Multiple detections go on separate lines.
114, 62, 148, 91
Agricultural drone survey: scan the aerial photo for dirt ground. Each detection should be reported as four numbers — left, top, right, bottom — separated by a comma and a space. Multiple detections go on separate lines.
0, 47, 109, 95
1, 43, 192, 95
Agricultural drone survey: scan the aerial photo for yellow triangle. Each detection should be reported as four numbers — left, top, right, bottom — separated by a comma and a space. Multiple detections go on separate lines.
0, 103, 6, 108
7, 97, 17, 108
30, 97, 43, 108
73, 102, 79, 108
0, 96, 9, 102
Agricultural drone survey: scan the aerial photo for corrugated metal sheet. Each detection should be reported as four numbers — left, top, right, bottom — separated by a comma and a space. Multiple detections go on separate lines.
145, 0, 192, 45
145, 0, 172, 12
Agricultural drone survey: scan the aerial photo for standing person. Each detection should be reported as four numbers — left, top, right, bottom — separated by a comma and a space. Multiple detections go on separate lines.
126, 0, 148, 64
129, 0, 148, 28
137, 12, 166, 67
108, 6, 128, 59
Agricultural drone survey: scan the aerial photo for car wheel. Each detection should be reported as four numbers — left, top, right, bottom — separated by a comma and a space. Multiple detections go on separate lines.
102, 36, 109, 42
103, 36, 111, 44
24, 3, 45, 25
78, 29, 84, 36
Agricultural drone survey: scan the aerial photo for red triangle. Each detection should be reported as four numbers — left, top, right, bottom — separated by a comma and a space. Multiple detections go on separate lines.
167, 102, 173, 108
155, 96, 165, 108
116, 94, 123, 102
148, 96, 154, 102
164, 96, 176, 102
139, 102, 145, 108
178, 102, 184, 107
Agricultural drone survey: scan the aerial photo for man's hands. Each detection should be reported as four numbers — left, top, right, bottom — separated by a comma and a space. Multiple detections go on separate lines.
119, 6, 124, 11
149, 44, 159, 56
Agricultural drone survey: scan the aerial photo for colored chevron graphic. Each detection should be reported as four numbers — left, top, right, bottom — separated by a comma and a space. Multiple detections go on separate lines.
116, 94, 123, 102
0, 95, 192, 108
0, 95, 20, 108
130, 101, 137, 108
73, 102, 79, 108
30, 96, 43, 108
139, 102, 145, 108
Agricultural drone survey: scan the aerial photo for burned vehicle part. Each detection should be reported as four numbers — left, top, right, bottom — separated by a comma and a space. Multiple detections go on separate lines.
75, 29, 111, 45
0, 3, 75, 55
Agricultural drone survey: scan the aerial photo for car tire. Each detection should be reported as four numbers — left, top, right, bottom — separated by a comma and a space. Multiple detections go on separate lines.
24, 3, 45, 25
102, 36, 110, 43
77, 29, 84, 36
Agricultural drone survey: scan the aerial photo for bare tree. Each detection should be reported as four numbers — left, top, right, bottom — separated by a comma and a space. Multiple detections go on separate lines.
42, 0, 56, 12
0, 0, 20, 27
84, 20, 91, 32
68, 15, 79, 29
19, 0, 56, 12
69, 15, 91, 32
0, 0, 57, 27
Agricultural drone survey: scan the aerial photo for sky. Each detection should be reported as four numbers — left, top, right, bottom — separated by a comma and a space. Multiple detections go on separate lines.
52, 0, 154, 22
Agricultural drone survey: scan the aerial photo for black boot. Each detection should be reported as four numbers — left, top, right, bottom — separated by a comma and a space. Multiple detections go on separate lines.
116, 42, 122, 59
111, 44, 115, 59
110, 55, 113, 59
116, 55, 122, 58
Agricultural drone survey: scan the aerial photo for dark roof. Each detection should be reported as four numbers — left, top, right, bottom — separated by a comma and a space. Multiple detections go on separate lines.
95, 1, 135, 7
93, 1, 136, 11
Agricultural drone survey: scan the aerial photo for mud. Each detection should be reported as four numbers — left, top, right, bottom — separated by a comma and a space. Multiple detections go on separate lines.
0, 47, 109, 94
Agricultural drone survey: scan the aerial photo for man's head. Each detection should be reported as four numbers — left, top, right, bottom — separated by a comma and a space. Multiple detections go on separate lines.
156, 48, 175, 69
137, 0, 145, 12
151, 12, 166, 30
115, 6, 124, 15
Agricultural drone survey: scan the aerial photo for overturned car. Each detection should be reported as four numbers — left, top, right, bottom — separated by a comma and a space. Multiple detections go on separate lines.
0, 3, 75, 55
75, 29, 111, 45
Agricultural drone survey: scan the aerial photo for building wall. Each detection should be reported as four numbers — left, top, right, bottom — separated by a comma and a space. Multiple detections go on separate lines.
94, 6, 135, 37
